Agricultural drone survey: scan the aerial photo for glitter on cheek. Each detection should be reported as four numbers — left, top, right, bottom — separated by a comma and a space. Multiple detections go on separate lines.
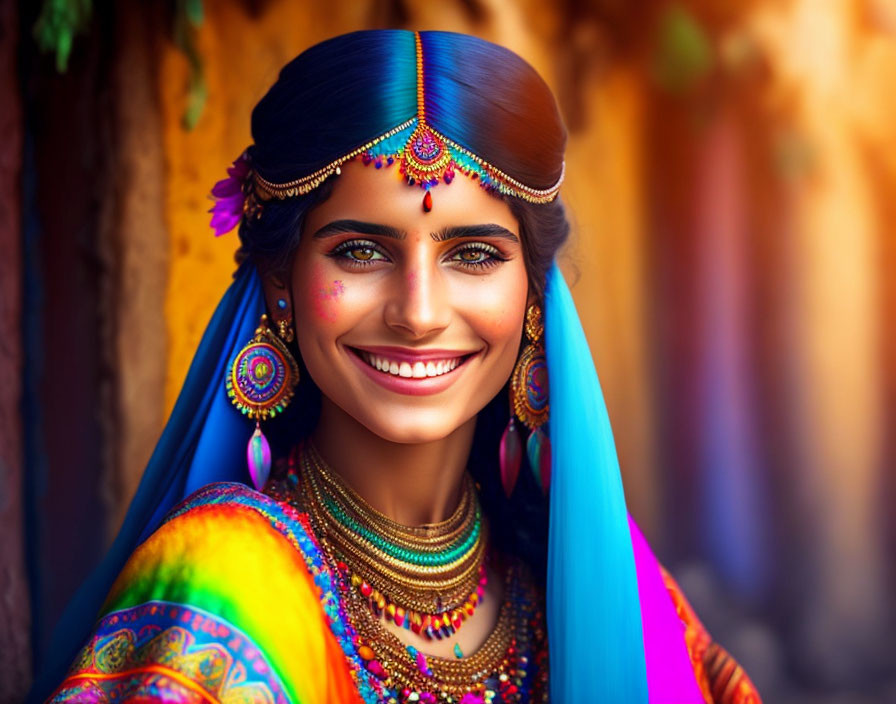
312, 280, 345, 323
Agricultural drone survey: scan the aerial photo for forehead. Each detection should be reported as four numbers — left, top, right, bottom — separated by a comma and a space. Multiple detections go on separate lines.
303, 160, 520, 237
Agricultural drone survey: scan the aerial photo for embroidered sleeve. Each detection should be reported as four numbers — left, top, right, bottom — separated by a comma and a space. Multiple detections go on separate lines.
48, 601, 288, 703
661, 567, 762, 704
47, 482, 364, 704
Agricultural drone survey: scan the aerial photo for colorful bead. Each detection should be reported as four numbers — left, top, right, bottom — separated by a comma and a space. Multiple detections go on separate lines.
246, 425, 271, 490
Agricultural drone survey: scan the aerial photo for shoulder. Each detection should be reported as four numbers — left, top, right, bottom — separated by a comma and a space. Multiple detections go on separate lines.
102, 481, 322, 616
51, 481, 365, 703
661, 568, 762, 704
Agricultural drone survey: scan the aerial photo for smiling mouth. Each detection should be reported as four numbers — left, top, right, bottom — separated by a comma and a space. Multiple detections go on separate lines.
351, 349, 472, 379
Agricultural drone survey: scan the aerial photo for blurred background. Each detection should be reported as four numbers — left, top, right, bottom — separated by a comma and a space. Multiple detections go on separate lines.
1, 0, 894, 701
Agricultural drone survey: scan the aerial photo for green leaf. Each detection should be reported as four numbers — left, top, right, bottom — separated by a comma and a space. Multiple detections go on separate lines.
652, 4, 713, 93
32, 0, 93, 73
185, 0, 204, 26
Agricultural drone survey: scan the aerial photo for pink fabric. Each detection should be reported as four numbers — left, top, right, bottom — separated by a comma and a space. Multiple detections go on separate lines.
629, 516, 706, 703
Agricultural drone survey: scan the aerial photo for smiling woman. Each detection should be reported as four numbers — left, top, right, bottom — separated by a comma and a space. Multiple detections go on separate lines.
288, 161, 527, 454
33, 30, 759, 704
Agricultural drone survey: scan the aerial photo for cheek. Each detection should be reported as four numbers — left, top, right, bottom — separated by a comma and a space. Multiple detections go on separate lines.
299, 262, 346, 325
456, 271, 528, 346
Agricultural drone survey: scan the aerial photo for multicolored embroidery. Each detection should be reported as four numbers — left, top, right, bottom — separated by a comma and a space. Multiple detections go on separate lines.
662, 568, 761, 704
55, 479, 549, 704
50, 601, 285, 703
164, 481, 384, 704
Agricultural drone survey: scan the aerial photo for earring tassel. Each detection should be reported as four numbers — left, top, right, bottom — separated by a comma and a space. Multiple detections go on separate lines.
526, 427, 551, 493
499, 418, 522, 497
247, 423, 271, 490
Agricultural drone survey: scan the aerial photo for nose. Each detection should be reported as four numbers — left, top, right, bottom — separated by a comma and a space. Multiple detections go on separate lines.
383, 256, 451, 340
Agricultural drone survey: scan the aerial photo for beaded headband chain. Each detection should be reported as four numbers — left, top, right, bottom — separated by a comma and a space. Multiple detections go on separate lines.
210, 32, 564, 236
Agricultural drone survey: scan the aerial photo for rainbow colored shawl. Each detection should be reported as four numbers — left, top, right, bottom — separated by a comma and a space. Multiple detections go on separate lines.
48, 483, 372, 704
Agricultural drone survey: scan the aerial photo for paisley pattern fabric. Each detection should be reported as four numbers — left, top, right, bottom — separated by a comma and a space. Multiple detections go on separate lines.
49, 482, 366, 704
49, 601, 286, 703
48, 480, 757, 704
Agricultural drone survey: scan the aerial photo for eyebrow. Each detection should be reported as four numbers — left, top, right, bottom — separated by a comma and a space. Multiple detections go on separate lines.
311, 219, 519, 244
430, 224, 519, 243
312, 219, 406, 240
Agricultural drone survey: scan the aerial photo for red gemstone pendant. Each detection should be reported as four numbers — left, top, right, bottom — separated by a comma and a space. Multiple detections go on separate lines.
422, 190, 433, 212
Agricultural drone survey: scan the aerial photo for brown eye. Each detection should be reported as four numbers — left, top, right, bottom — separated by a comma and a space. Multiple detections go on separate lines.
351, 247, 376, 261
330, 239, 388, 265
450, 244, 502, 268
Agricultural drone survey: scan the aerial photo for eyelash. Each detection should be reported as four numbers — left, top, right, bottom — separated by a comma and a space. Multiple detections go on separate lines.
329, 239, 385, 268
450, 242, 505, 269
328, 239, 508, 270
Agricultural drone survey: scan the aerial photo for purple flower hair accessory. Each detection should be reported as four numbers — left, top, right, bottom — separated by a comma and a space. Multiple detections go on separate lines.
209, 151, 251, 237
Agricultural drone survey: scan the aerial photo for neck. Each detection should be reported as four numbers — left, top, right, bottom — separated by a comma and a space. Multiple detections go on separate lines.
311, 398, 476, 526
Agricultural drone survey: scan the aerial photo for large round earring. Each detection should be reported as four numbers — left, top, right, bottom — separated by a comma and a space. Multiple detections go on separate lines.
227, 313, 300, 490
500, 304, 550, 497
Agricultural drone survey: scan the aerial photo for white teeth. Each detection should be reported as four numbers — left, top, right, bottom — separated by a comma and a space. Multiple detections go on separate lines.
360, 351, 466, 378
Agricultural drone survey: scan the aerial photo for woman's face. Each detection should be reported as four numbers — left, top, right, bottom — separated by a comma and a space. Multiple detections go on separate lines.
284, 160, 529, 444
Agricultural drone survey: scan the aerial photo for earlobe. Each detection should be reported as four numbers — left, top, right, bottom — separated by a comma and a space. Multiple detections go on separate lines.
260, 269, 291, 316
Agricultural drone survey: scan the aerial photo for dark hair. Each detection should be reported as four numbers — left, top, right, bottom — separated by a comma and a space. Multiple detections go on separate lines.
240, 30, 570, 578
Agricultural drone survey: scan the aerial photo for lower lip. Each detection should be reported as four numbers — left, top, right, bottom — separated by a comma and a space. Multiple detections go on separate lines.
346, 349, 476, 397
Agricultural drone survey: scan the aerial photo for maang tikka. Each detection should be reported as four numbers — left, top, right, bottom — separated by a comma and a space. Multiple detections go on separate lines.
500, 304, 550, 497
227, 308, 299, 490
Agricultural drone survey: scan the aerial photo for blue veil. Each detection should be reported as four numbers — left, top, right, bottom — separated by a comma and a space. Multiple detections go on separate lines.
29, 260, 267, 701
31, 260, 650, 702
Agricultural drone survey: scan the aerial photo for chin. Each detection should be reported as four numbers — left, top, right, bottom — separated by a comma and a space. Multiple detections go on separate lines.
352, 404, 477, 445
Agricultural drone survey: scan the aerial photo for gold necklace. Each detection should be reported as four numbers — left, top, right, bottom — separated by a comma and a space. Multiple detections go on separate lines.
299, 442, 488, 639
338, 552, 545, 704
272, 443, 550, 703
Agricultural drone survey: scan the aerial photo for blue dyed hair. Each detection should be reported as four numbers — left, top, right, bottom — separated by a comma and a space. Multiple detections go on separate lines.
249, 31, 564, 189
238, 30, 568, 296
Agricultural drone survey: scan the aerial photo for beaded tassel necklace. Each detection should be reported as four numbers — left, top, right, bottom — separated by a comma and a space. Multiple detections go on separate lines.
283, 443, 550, 704
299, 442, 487, 640
346, 560, 544, 704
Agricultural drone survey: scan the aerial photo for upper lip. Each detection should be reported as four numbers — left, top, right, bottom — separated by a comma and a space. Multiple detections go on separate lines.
349, 345, 480, 364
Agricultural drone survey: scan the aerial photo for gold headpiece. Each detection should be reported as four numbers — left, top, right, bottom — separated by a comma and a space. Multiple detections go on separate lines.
253, 33, 564, 210
210, 33, 564, 234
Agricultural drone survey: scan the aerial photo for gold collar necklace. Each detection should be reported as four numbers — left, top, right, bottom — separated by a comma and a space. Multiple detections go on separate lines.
299, 442, 488, 641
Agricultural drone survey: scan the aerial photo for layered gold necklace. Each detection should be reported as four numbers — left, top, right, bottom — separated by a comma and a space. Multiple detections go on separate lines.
285, 442, 548, 704
299, 442, 487, 640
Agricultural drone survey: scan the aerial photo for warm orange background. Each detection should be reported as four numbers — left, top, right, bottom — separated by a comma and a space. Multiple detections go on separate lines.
154, 3, 896, 697
14, 0, 896, 700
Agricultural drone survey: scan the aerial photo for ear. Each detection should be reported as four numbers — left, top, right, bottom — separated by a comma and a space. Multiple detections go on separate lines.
260, 267, 291, 319
526, 289, 540, 310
